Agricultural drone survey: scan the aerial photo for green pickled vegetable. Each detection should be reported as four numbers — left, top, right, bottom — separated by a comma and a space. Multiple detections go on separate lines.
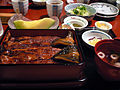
73, 9, 79, 15
69, 5, 90, 16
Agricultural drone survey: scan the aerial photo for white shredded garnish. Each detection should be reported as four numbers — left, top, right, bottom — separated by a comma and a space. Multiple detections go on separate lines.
110, 54, 119, 60
97, 52, 105, 59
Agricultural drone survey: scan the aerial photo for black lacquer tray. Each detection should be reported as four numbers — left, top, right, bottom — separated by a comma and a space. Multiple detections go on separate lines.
0, 28, 86, 89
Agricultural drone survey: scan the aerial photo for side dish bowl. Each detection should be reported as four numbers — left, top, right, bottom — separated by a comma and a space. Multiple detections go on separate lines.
65, 3, 96, 21
82, 30, 112, 48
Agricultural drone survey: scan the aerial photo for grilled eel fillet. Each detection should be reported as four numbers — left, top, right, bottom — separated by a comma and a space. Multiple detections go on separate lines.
0, 36, 61, 64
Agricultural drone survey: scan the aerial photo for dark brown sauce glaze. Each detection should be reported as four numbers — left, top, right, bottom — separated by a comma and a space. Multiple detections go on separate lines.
0, 36, 61, 64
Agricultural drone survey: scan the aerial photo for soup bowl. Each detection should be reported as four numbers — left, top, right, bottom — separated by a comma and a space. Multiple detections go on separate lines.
94, 39, 120, 81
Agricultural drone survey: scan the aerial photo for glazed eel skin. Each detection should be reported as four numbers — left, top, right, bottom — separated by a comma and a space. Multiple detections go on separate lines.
0, 36, 61, 64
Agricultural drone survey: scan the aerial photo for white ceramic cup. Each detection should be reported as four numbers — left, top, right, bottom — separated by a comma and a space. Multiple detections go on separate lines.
46, 0, 63, 17
0, 18, 4, 40
11, 0, 29, 15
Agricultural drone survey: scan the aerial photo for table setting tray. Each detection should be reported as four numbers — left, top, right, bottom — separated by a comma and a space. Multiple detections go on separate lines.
0, 27, 119, 89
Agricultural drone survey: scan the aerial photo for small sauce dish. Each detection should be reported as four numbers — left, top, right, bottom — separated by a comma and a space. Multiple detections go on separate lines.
95, 21, 112, 33
66, 19, 86, 30
64, 16, 88, 30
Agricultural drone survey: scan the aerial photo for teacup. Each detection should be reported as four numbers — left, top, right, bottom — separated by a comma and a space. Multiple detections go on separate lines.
11, 0, 29, 15
46, 0, 63, 17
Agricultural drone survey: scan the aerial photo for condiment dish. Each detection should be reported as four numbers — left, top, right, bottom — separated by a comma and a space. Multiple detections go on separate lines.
64, 16, 88, 30
95, 21, 112, 33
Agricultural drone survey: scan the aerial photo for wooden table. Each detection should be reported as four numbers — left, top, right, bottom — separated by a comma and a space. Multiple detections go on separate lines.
0, 0, 120, 89
0, 0, 120, 37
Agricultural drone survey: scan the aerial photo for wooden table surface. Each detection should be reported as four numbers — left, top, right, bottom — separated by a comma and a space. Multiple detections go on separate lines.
0, 0, 120, 37
0, 0, 120, 89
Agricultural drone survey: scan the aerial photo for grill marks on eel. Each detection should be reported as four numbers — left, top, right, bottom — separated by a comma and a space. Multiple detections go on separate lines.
0, 36, 61, 64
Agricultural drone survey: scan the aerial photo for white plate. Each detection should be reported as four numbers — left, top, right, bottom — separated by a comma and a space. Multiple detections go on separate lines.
96, 13, 118, 18
8, 14, 59, 29
90, 2, 119, 15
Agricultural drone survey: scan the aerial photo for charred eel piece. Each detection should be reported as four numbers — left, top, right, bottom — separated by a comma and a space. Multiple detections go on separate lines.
51, 31, 75, 46
53, 45, 80, 64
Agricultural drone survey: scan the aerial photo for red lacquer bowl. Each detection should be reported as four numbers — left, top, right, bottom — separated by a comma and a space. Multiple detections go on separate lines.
94, 38, 120, 81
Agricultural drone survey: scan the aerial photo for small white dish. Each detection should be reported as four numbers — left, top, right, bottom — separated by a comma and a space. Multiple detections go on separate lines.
66, 20, 86, 30
82, 30, 112, 47
95, 21, 112, 33
64, 16, 88, 30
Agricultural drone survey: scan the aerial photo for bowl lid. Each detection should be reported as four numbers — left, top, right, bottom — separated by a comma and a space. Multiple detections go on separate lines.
90, 2, 119, 16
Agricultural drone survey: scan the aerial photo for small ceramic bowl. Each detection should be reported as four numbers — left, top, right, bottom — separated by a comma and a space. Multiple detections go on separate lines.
64, 3, 96, 21
82, 30, 112, 47
64, 16, 88, 30
95, 21, 112, 33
